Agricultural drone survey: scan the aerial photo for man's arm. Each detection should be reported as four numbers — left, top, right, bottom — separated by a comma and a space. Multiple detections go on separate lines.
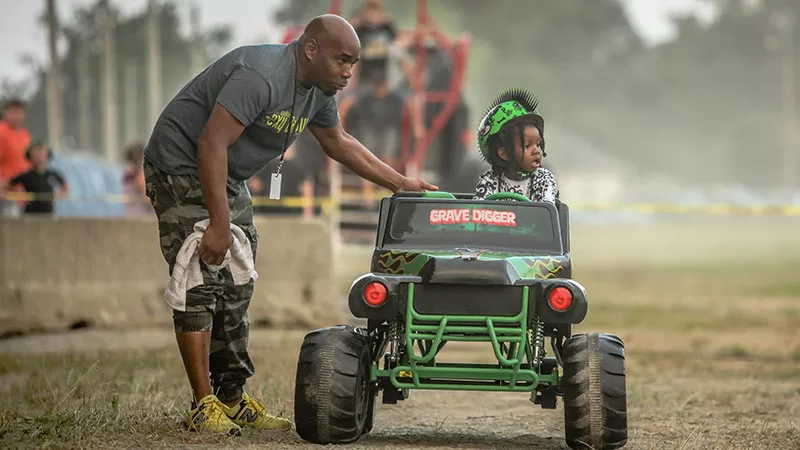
197, 105, 244, 224
195, 104, 248, 265
196, 65, 270, 265
308, 123, 436, 193
4, 174, 25, 199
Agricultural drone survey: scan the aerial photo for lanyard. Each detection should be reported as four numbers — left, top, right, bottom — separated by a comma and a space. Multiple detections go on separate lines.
275, 46, 299, 176
269, 43, 300, 200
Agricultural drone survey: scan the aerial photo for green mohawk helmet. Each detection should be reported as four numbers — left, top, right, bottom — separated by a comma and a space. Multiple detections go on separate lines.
477, 88, 545, 175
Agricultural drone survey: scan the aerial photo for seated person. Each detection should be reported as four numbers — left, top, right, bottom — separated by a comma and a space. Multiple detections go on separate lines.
473, 88, 558, 203
6, 141, 68, 215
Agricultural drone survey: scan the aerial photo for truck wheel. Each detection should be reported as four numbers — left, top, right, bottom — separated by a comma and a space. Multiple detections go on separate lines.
561, 332, 627, 450
362, 386, 377, 435
294, 325, 372, 444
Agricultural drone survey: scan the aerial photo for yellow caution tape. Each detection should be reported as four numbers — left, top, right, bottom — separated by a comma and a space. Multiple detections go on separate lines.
3, 192, 800, 216
567, 202, 800, 216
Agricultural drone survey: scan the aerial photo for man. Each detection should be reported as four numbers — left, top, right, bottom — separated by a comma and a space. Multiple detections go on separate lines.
142, 14, 436, 435
345, 69, 406, 204
8, 141, 68, 215
345, 69, 405, 167
0, 99, 31, 216
349, 0, 397, 88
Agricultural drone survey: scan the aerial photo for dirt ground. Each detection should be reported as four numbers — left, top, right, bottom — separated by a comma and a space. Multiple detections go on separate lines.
1, 217, 799, 449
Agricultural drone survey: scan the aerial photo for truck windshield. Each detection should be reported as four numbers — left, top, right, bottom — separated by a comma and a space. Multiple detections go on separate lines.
383, 200, 562, 254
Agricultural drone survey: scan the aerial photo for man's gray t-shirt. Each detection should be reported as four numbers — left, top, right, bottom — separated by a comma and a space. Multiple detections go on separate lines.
143, 40, 339, 194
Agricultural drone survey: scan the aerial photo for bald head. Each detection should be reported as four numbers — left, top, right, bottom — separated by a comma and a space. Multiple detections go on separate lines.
302, 14, 360, 50
297, 14, 361, 96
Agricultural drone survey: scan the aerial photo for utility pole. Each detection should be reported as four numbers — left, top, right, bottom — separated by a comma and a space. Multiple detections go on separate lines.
147, 0, 162, 128
190, 2, 203, 75
779, 13, 797, 197
76, 34, 91, 150
772, 11, 798, 197
123, 60, 139, 146
45, 0, 63, 150
101, 0, 118, 163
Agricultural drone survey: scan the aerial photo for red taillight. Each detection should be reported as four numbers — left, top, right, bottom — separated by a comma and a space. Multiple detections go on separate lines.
363, 282, 388, 306
548, 286, 573, 311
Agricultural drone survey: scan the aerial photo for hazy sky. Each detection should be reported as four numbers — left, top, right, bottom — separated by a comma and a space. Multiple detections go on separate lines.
0, 0, 716, 82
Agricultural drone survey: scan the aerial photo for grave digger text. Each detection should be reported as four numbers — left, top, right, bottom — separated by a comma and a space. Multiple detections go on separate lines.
429, 208, 517, 227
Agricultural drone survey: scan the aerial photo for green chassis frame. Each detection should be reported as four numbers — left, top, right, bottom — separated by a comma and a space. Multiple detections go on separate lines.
371, 283, 560, 392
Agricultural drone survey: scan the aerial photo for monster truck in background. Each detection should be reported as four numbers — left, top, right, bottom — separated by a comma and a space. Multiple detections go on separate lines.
294, 191, 628, 450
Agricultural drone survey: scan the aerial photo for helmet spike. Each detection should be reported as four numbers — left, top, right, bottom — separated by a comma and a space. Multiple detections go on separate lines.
483, 88, 540, 117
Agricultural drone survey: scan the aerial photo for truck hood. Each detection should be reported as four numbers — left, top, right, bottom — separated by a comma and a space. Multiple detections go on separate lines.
371, 249, 571, 285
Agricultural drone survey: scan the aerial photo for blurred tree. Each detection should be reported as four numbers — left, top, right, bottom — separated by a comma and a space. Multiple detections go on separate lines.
0, 78, 34, 103
612, 0, 800, 187
451, 0, 644, 164
273, 0, 414, 26
273, 0, 332, 25
4, 0, 232, 155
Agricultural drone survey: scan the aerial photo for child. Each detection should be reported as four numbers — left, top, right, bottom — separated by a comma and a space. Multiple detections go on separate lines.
8, 141, 68, 214
473, 88, 558, 203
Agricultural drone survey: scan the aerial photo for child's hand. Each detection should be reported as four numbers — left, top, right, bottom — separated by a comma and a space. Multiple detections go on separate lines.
56, 185, 69, 201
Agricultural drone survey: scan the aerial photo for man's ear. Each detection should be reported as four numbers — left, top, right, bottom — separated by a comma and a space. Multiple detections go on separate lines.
497, 147, 509, 162
304, 38, 319, 60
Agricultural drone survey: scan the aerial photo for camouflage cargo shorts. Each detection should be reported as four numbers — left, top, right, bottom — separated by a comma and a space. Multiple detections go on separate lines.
143, 157, 259, 402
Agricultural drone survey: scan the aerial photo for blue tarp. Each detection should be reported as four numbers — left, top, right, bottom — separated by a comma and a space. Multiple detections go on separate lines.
49, 153, 125, 217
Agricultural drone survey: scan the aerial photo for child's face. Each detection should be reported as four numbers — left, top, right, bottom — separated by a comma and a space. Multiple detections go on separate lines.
498, 125, 543, 172
29, 147, 49, 167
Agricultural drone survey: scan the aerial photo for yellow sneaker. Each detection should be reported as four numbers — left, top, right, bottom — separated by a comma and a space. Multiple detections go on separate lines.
223, 392, 292, 431
184, 394, 242, 435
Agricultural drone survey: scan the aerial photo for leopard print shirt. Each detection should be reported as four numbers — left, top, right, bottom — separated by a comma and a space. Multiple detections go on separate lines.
473, 168, 559, 203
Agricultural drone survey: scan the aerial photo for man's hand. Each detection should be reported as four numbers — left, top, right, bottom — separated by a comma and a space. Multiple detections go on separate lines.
399, 178, 439, 192
198, 221, 232, 266
309, 123, 439, 194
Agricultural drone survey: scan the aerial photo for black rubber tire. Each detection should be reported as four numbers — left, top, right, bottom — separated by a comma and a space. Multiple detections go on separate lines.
294, 325, 372, 444
561, 332, 627, 450
361, 387, 377, 435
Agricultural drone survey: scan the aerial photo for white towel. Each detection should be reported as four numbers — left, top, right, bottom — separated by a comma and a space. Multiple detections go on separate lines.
164, 219, 258, 311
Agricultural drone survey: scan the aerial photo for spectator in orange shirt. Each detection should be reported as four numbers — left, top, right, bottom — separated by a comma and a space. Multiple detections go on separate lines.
0, 99, 31, 180
0, 99, 31, 216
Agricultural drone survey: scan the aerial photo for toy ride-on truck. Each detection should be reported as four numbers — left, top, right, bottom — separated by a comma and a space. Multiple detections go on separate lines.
293, 191, 627, 450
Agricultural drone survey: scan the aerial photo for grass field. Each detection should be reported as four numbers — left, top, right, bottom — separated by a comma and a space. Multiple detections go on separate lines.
1, 217, 799, 449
